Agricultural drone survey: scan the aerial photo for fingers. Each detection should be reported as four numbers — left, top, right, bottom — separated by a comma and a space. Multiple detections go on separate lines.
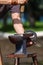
15, 0, 27, 4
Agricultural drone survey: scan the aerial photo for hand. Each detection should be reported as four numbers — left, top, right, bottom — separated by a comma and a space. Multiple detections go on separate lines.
18, 0, 27, 4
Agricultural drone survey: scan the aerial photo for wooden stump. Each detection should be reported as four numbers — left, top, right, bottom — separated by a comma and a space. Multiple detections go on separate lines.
7, 53, 38, 65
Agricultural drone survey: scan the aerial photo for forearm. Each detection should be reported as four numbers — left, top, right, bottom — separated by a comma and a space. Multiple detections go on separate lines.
0, 0, 17, 4
0, 0, 11, 4
13, 19, 24, 34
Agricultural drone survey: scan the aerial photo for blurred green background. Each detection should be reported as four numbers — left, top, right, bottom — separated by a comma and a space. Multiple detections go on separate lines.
0, 0, 43, 65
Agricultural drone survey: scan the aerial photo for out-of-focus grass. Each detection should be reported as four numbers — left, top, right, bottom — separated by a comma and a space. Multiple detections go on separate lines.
0, 21, 43, 33
4, 61, 43, 65
38, 61, 43, 65
23, 21, 43, 31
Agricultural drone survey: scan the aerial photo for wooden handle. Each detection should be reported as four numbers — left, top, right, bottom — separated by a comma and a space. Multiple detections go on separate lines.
0, 49, 3, 65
